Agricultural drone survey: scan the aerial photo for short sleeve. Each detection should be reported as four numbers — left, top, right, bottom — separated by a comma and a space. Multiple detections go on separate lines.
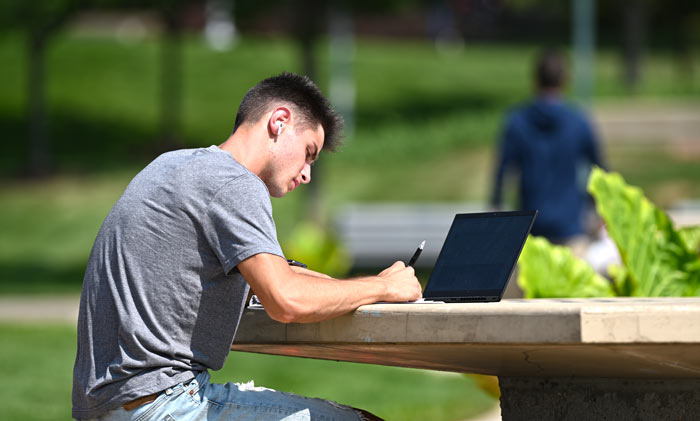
203, 174, 284, 274
491, 112, 520, 207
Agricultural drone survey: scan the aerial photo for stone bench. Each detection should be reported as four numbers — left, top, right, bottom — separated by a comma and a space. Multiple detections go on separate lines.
232, 297, 700, 420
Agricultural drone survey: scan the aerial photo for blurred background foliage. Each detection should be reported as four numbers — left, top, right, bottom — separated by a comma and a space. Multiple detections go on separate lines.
1, 0, 699, 419
282, 222, 351, 277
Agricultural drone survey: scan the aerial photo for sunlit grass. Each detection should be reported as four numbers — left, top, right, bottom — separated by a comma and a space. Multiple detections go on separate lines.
0, 323, 496, 421
0, 34, 699, 293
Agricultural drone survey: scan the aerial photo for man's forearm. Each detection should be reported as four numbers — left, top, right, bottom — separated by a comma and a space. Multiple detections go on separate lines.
239, 253, 420, 324
290, 265, 332, 279
269, 273, 389, 323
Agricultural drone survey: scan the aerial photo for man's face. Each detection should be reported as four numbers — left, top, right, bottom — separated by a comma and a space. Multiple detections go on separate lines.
261, 122, 324, 198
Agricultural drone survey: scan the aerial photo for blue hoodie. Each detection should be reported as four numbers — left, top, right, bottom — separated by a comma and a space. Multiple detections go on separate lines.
491, 97, 605, 240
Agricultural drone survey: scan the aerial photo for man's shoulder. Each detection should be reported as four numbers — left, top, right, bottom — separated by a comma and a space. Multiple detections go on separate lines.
156, 145, 236, 169
506, 102, 529, 116
505, 101, 537, 122
120, 146, 268, 214
154, 146, 261, 188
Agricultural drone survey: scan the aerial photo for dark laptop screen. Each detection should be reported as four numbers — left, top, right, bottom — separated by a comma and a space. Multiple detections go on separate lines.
423, 211, 535, 300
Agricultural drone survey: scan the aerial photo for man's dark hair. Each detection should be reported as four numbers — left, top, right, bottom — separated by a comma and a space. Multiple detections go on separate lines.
535, 49, 567, 90
233, 72, 344, 151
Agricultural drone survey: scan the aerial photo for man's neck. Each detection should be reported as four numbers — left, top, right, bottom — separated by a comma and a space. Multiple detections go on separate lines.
218, 126, 268, 176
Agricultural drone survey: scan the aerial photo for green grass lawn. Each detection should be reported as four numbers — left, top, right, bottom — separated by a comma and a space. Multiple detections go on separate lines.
0, 172, 131, 293
1, 32, 699, 293
1, 32, 699, 174
0, 323, 496, 421
3, 142, 699, 293
1, 31, 698, 421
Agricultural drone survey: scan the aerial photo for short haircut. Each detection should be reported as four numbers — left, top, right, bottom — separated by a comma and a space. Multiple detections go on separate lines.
232, 72, 344, 151
535, 49, 567, 90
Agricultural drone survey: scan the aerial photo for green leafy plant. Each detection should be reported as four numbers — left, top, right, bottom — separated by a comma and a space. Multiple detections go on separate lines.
679, 226, 700, 255
517, 168, 700, 298
517, 236, 615, 298
588, 168, 700, 296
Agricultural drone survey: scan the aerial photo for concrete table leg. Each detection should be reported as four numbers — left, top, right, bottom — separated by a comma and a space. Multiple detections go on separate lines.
498, 377, 700, 420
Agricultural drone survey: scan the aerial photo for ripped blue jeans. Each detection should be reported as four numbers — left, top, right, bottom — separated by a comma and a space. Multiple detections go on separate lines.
93, 371, 371, 421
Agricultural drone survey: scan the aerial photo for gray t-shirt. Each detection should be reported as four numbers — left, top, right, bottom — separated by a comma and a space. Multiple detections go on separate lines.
72, 146, 284, 419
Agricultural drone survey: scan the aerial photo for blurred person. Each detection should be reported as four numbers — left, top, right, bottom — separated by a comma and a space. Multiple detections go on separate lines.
72, 72, 420, 421
490, 49, 606, 248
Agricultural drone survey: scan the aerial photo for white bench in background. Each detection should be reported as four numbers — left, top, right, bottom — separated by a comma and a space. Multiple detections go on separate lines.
334, 202, 485, 268
335, 200, 700, 269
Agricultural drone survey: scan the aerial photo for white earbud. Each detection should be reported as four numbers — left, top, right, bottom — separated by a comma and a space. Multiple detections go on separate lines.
277, 123, 284, 136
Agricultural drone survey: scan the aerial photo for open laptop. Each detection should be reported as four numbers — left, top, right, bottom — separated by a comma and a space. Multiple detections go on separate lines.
418, 210, 537, 303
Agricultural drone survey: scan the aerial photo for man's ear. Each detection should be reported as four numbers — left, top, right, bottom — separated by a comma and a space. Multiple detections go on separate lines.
268, 106, 291, 138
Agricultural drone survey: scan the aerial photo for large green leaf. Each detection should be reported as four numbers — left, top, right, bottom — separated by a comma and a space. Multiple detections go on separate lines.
587, 168, 700, 296
517, 236, 615, 298
679, 226, 700, 256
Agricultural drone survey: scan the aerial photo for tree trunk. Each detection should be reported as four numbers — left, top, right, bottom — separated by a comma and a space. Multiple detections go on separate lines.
21, 2, 80, 177
26, 33, 51, 177
293, 0, 325, 222
158, 11, 184, 152
621, 1, 647, 91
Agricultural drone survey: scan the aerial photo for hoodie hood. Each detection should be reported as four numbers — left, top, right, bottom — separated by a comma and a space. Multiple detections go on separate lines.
525, 98, 564, 132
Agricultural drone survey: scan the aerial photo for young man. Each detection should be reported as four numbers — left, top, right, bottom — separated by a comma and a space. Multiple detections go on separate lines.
72, 72, 421, 420
491, 49, 606, 245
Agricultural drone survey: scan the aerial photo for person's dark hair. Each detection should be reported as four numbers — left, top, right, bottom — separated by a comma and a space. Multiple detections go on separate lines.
232, 72, 344, 151
535, 49, 567, 90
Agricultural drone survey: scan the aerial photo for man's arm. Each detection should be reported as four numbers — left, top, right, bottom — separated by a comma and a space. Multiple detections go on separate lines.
289, 264, 332, 279
237, 253, 421, 324
583, 119, 606, 170
491, 116, 518, 209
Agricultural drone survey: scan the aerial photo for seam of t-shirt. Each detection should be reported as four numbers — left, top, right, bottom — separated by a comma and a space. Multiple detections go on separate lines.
206, 146, 273, 199
223, 247, 285, 275
205, 171, 271, 209
202, 170, 280, 273
202, 172, 274, 242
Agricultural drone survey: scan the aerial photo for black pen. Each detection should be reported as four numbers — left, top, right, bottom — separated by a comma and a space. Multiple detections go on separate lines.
407, 240, 425, 267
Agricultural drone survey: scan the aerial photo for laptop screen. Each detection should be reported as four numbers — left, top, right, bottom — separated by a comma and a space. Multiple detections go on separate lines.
423, 211, 536, 301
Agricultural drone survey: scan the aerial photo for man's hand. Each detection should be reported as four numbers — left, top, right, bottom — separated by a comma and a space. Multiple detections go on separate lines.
377, 261, 422, 302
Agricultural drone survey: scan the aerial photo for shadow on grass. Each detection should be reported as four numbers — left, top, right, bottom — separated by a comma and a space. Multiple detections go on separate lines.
356, 90, 505, 128
0, 111, 167, 178
1, 90, 506, 178
0, 262, 85, 294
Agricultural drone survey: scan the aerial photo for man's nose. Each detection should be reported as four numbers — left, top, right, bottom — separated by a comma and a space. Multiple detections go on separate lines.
300, 163, 311, 184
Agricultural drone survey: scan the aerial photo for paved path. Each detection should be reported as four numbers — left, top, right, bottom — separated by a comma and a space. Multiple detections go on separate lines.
0, 294, 80, 324
593, 101, 700, 144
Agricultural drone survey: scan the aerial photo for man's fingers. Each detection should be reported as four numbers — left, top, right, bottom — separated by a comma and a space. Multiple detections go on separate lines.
379, 261, 406, 276
387, 261, 406, 273
376, 260, 422, 302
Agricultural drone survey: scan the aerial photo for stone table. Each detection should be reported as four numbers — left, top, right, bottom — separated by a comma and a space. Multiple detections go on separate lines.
231, 297, 700, 420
